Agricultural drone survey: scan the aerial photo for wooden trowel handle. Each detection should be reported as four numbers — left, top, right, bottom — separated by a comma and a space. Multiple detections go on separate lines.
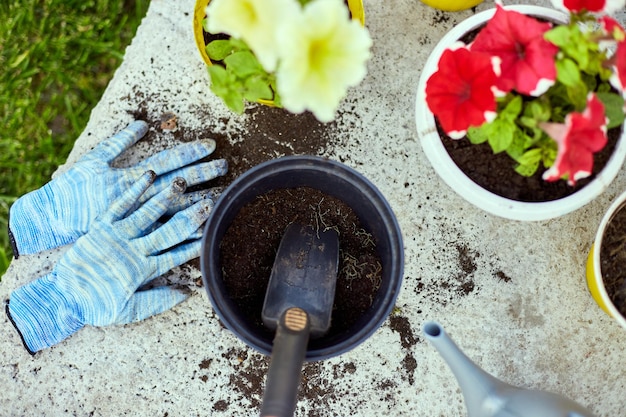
260, 307, 310, 417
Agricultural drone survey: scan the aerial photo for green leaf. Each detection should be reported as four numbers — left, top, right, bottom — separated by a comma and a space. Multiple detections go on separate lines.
565, 81, 590, 111
514, 148, 542, 177
206, 39, 234, 61
556, 58, 581, 88
515, 162, 540, 177
506, 129, 530, 160
222, 90, 246, 114
516, 148, 542, 166
546, 23, 597, 73
542, 142, 557, 168
207, 65, 229, 87
500, 95, 522, 122
544, 25, 570, 48
596, 92, 626, 129
224, 50, 264, 78
243, 76, 273, 102
466, 125, 488, 144
520, 99, 552, 130
207, 66, 245, 113
269, 77, 282, 107
486, 118, 515, 154
229, 38, 251, 51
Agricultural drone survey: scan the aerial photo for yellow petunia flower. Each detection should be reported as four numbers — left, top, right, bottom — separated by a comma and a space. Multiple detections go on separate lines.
276, 0, 372, 122
205, 0, 299, 72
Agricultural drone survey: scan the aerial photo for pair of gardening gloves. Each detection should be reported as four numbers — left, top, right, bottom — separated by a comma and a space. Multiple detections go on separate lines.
5, 120, 228, 355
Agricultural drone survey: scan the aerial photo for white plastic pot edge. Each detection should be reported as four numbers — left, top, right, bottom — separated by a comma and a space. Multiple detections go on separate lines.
591, 190, 626, 329
415, 5, 626, 222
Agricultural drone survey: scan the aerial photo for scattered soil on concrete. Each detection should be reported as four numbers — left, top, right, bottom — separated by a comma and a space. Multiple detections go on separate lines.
213, 105, 336, 187
389, 315, 418, 350
389, 314, 419, 385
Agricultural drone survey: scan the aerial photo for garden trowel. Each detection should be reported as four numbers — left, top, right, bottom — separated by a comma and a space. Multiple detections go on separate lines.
260, 223, 339, 417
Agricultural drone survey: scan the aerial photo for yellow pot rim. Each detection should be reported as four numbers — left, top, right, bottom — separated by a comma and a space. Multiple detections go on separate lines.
418, 0, 484, 12
192, 0, 366, 107
586, 190, 626, 328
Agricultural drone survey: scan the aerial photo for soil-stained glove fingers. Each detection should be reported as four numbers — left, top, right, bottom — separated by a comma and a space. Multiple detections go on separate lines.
83, 120, 149, 163
114, 286, 190, 324
146, 159, 228, 200
8, 121, 153, 257
118, 178, 187, 238
137, 198, 214, 254
134, 139, 218, 176
5, 173, 198, 353
164, 187, 222, 215
103, 170, 156, 222
151, 240, 203, 279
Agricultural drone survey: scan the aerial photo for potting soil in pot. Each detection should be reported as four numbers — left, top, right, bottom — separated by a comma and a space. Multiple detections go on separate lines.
440, 126, 620, 202
219, 186, 383, 340
600, 203, 626, 317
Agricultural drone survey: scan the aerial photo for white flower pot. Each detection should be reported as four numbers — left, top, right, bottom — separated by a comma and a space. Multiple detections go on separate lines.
586, 190, 626, 329
414, 5, 626, 221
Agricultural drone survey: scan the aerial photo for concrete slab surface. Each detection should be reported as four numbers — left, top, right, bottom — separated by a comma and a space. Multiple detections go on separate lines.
2, 0, 626, 415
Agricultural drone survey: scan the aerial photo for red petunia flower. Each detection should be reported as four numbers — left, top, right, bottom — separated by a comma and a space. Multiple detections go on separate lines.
471, 4, 558, 96
551, 0, 626, 14
425, 44, 499, 139
611, 43, 626, 94
601, 16, 626, 94
600, 16, 625, 38
541, 93, 608, 185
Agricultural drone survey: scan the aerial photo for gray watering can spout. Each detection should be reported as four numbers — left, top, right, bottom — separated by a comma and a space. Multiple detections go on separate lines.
422, 321, 597, 417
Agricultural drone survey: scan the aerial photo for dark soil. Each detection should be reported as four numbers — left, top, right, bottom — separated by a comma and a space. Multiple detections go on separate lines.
600, 202, 626, 317
440, 126, 620, 202
219, 186, 382, 340
211, 105, 336, 187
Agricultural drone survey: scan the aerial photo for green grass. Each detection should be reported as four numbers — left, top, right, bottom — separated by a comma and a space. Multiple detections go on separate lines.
0, 0, 150, 276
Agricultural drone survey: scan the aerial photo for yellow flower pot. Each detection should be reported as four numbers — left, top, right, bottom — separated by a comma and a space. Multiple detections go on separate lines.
419, 0, 484, 12
192, 0, 365, 108
586, 190, 626, 328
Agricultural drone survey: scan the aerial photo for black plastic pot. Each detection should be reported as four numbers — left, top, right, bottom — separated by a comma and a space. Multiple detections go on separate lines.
201, 155, 404, 361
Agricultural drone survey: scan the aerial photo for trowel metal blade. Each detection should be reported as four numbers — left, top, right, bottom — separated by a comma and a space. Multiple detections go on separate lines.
262, 223, 339, 339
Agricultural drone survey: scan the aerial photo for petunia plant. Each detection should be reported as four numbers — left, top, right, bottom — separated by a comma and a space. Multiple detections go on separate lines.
425, 0, 626, 185
203, 0, 372, 123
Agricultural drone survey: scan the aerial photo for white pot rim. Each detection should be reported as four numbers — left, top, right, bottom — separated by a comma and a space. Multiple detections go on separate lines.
415, 5, 626, 222
592, 190, 626, 328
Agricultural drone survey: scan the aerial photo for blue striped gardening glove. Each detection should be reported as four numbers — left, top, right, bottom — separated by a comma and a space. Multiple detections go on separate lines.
6, 171, 213, 354
8, 120, 227, 257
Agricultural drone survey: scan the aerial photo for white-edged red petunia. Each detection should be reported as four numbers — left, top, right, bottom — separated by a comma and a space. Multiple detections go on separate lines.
471, 4, 558, 97
601, 16, 626, 95
541, 93, 608, 185
551, 0, 626, 14
611, 43, 626, 95
425, 44, 499, 139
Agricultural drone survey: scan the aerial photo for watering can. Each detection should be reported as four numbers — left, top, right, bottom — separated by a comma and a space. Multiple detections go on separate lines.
422, 321, 596, 417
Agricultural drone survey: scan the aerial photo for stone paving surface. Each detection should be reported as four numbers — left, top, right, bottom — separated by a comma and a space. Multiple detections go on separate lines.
2, 0, 626, 415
